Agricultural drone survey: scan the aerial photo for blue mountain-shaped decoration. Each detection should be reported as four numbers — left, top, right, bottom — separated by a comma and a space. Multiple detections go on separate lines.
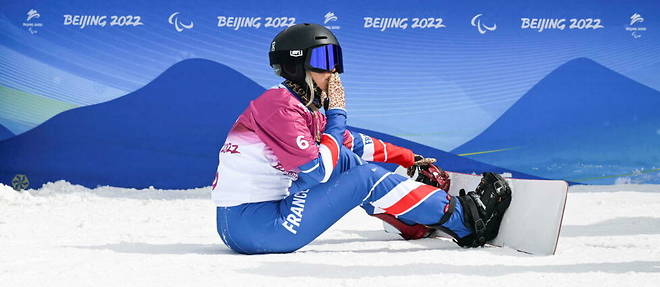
452, 58, 660, 183
0, 124, 13, 141
0, 59, 534, 189
0, 59, 262, 188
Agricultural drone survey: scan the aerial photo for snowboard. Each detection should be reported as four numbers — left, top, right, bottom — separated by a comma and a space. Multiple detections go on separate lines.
386, 167, 568, 255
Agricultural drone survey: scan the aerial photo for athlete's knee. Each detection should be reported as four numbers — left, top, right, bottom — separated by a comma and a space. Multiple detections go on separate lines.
348, 163, 388, 178
336, 145, 365, 172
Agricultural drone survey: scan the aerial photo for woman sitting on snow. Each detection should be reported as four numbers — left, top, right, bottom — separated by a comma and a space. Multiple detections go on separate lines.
211, 23, 511, 254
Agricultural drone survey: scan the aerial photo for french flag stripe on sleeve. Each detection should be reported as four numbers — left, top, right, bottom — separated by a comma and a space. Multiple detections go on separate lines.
318, 145, 334, 183
321, 134, 340, 166
373, 139, 386, 162
319, 133, 340, 183
372, 181, 440, 216
343, 130, 354, 151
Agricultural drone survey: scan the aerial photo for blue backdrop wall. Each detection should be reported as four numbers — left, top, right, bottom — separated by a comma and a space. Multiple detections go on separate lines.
1, 0, 658, 189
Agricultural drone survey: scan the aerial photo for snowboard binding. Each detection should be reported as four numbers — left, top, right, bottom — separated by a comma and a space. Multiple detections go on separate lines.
455, 172, 512, 248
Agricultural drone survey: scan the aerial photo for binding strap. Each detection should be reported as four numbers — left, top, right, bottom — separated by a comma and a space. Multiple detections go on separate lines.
464, 193, 487, 247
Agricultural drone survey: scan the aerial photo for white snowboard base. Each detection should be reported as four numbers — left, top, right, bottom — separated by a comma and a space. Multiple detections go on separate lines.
388, 167, 568, 255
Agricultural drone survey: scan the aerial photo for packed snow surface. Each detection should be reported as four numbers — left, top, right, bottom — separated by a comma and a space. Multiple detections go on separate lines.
1, 181, 659, 286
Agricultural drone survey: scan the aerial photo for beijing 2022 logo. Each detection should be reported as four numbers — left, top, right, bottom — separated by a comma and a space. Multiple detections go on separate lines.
324, 12, 340, 30
625, 13, 647, 39
22, 9, 43, 34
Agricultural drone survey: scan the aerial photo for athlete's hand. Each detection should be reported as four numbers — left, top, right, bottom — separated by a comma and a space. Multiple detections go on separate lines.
407, 154, 437, 177
406, 155, 450, 191
326, 73, 345, 110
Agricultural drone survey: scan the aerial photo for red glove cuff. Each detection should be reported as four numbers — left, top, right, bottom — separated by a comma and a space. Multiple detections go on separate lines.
384, 143, 415, 168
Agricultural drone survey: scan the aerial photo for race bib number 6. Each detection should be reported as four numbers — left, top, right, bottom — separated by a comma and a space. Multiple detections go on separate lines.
296, 135, 309, 149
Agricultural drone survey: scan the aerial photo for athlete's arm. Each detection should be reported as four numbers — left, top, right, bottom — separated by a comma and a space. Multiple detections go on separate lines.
342, 129, 416, 168
291, 73, 352, 192
289, 108, 353, 192
252, 101, 353, 193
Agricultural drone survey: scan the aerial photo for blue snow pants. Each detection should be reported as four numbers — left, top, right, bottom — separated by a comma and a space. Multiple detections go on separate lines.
216, 148, 471, 254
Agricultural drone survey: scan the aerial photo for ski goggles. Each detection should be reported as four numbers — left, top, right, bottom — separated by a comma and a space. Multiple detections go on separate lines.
306, 44, 343, 73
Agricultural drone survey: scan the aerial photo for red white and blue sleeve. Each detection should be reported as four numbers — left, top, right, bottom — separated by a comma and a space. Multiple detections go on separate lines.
342, 129, 416, 168
291, 108, 350, 191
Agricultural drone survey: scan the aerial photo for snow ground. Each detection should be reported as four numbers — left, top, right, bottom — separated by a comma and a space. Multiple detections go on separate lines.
1, 182, 659, 287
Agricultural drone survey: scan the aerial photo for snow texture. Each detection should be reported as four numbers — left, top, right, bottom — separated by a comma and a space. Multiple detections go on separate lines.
1, 181, 659, 286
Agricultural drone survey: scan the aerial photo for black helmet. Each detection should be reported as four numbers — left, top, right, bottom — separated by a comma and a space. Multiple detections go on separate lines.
269, 23, 343, 83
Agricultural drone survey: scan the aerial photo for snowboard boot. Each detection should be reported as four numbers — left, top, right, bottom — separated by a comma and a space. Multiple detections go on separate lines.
454, 172, 512, 247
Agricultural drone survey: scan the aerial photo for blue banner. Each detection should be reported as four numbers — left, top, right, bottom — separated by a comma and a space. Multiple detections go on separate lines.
1, 0, 658, 189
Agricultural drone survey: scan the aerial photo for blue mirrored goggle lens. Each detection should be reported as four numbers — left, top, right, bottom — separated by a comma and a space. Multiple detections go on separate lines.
308, 45, 342, 72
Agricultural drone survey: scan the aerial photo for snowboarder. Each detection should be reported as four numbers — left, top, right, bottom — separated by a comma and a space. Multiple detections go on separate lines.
212, 23, 511, 254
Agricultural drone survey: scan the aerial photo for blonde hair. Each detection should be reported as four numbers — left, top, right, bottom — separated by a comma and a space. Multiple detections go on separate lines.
304, 71, 316, 107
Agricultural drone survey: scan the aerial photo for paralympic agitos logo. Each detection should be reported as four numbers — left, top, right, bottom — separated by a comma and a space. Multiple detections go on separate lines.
471, 14, 496, 34
168, 12, 194, 32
